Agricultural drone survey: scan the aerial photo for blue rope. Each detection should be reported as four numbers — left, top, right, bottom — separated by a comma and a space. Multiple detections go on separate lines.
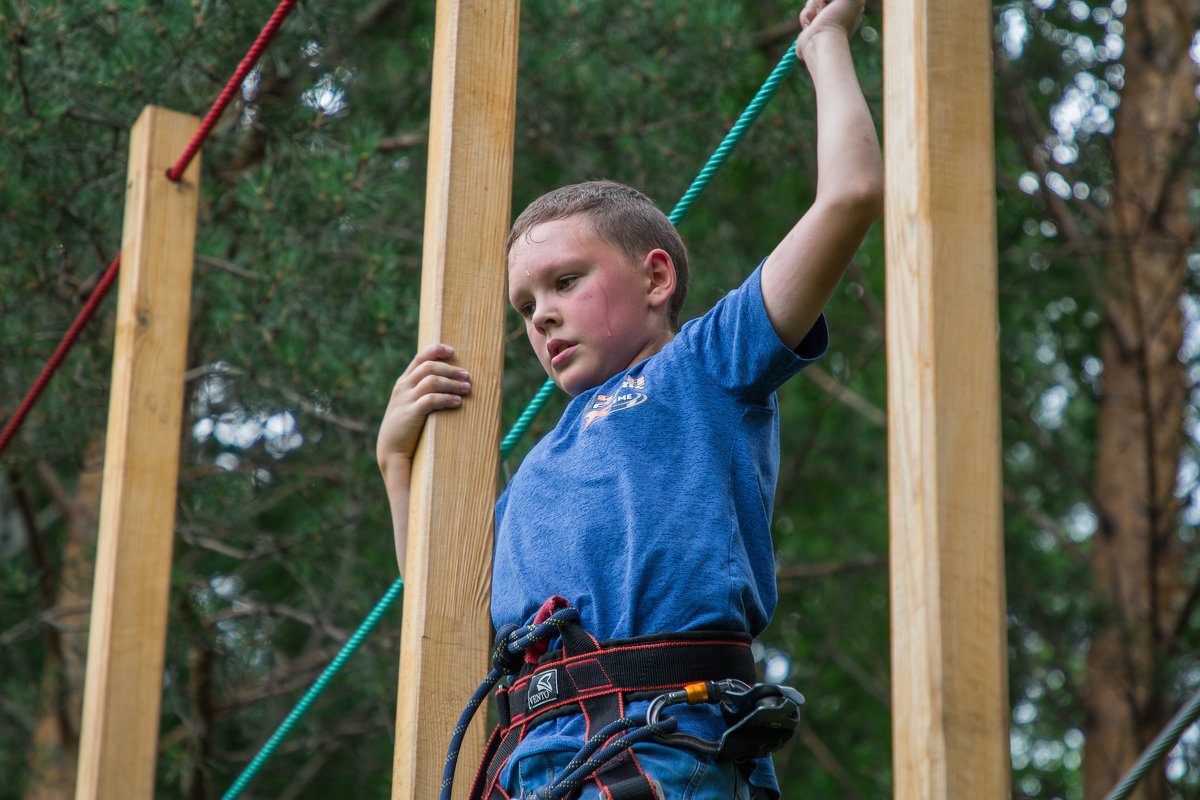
535, 716, 679, 800
220, 577, 404, 800
440, 668, 506, 798
441, 607, 582, 800
499, 47, 799, 458
555, 716, 650, 777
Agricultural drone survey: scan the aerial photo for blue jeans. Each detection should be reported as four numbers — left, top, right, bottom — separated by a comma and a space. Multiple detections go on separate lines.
507, 742, 770, 800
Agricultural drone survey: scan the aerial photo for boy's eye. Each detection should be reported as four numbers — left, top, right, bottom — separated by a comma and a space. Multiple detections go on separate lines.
557, 275, 577, 291
519, 302, 534, 319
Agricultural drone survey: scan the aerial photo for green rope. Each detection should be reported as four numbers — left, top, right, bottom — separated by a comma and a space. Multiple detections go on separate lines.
220, 577, 404, 800
1103, 687, 1200, 800
499, 46, 799, 459
220, 44, 798, 799
667, 47, 797, 227
500, 378, 558, 458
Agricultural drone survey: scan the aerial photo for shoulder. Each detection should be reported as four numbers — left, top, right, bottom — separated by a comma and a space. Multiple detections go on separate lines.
671, 265, 826, 401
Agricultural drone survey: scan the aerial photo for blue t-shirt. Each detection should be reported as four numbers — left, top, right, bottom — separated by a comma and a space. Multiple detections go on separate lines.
492, 264, 827, 790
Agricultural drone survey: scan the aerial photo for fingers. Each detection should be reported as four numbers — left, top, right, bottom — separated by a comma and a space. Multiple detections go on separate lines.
391, 347, 471, 414
377, 343, 472, 466
798, 0, 864, 30
795, 0, 864, 60
394, 360, 470, 395
398, 343, 457, 381
394, 342, 468, 387
799, 0, 824, 28
416, 370, 470, 398
409, 371, 471, 410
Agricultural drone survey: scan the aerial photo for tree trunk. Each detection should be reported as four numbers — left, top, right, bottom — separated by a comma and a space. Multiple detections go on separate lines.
22, 445, 103, 800
1083, 2, 1198, 798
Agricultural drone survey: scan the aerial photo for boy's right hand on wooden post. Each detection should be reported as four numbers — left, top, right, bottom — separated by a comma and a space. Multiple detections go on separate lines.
376, 343, 471, 475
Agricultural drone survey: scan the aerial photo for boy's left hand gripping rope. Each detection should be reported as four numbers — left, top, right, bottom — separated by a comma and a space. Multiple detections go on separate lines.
0, 0, 297, 459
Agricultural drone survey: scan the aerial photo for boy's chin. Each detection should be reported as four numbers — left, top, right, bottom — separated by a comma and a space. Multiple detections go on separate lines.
555, 378, 586, 398
549, 371, 600, 398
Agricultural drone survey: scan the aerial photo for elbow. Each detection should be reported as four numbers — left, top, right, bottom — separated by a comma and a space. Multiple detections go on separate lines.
822, 174, 883, 229
849, 171, 888, 220
864, 173, 885, 221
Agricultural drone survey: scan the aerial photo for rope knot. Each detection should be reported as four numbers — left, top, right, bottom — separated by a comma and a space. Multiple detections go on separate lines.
491, 623, 525, 675
492, 605, 583, 674
518, 606, 580, 663
521, 597, 577, 664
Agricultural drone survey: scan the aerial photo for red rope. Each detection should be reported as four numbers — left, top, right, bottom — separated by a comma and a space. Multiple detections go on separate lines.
167, 0, 299, 181
2, 0, 300, 457
0, 254, 122, 456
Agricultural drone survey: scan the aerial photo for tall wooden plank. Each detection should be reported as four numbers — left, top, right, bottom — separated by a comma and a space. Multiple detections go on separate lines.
75, 106, 200, 800
391, 1, 518, 797
883, 1, 1010, 798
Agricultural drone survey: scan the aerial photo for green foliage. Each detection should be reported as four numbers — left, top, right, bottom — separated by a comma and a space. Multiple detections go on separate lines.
5, 0, 1198, 799
993, 0, 1116, 794
995, 2, 1200, 798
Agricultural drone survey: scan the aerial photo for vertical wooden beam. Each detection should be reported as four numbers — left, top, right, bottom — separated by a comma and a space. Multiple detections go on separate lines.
75, 106, 200, 800
391, 1, 517, 797
883, 1, 1010, 799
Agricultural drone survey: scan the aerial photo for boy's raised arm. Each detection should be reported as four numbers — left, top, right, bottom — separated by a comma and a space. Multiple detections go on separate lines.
761, 0, 883, 351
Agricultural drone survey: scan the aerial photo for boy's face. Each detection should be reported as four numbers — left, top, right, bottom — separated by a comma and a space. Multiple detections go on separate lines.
507, 215, 673, 397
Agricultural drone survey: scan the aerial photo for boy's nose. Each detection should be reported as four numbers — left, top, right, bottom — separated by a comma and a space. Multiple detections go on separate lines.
531, 304, 558, 331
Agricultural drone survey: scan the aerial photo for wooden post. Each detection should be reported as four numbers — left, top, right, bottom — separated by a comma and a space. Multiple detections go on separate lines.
883, 1, 1010, 798
75, 106, 200, 800
391, 1, 518, 797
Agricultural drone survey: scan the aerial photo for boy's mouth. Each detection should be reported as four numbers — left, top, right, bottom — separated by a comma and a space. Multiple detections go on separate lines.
547, 339, 575, 367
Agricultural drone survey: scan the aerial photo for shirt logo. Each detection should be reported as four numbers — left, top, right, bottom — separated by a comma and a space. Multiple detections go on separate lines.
527, 669, 559, 710
583, 375, 648, 430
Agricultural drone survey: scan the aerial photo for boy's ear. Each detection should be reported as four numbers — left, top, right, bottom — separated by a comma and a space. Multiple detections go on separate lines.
643, 249, 676, 311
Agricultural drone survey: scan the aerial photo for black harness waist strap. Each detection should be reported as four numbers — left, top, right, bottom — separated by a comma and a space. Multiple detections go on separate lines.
505, 630, 756, 731
469, 620, 756, 800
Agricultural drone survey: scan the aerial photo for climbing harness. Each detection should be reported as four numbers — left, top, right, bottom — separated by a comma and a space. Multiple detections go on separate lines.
442, 597, 804, 800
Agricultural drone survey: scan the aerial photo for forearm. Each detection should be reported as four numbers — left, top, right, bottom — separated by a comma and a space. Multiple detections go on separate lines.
761, 28, 882, 348
804, 30, 884, 215
380, 454, 413, 575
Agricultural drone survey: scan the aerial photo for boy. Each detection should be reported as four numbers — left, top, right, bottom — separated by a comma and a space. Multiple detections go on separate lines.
377, 0, 881, 796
